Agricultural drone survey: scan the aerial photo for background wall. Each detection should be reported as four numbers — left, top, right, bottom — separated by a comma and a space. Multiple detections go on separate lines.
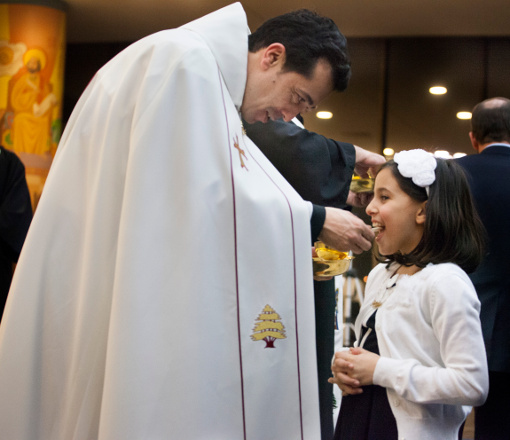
65, 37, 510, 157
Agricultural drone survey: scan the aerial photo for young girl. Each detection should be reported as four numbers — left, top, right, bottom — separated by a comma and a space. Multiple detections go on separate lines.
329, 149, 488, 440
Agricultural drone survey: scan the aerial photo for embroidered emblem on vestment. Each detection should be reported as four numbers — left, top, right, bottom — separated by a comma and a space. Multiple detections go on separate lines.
233, 134, 248, 170
251, 304, 286, 348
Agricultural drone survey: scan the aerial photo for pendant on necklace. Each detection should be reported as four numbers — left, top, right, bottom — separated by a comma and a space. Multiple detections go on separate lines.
372, 277, 398, 308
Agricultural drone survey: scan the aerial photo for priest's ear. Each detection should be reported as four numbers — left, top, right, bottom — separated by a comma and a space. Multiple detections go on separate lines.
260, 43, 286, 70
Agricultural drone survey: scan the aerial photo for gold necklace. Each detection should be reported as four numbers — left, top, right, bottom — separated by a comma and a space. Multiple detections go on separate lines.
372, 266, 401, 308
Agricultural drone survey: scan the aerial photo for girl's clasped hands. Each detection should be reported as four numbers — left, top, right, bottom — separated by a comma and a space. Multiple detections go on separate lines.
329, 347, 379, 396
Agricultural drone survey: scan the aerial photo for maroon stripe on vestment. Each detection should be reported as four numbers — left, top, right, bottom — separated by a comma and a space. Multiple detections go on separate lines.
217, 68, 247, 440
240, 130, 305, 440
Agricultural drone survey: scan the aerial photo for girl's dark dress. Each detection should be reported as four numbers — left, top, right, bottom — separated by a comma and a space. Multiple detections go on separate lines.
333, 311, 398, 440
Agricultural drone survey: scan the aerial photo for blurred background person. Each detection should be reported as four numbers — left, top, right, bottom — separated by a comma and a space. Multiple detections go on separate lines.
0, 145, 32, 321
456, 96, 510, 440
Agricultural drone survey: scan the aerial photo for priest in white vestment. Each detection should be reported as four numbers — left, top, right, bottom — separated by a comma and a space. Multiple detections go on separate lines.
0, 3, 355, 439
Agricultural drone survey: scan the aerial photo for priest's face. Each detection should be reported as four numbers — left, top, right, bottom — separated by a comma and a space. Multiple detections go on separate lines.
242, 45, 333, 124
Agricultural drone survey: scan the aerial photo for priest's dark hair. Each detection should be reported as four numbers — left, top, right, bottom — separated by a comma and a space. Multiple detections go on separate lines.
376, 158, 486, 274
248, 9, 351, 92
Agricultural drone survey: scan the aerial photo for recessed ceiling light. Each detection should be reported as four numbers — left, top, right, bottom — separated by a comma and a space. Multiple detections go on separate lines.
453, 152, 467, 158
316, 111, 333, 119
457, 111, 472, 120
429, 86, 447, 95
434, 150, 452, 158
383, 147, 394, 157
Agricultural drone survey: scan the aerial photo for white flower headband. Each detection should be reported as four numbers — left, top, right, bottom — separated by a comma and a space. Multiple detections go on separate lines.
393, 149, 437, 196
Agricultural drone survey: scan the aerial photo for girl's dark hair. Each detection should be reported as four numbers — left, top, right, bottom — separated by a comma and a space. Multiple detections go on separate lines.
248, 9, 351, 92
376, 158, 486, 273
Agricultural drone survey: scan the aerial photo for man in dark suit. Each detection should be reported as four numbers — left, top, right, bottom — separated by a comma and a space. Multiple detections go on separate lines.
456, 97, 510, 440
245, 117, 384, 440
0, 146, 32, 321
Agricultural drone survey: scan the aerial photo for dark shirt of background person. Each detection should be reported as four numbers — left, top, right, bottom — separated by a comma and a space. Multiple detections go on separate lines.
0, 146, 32, 320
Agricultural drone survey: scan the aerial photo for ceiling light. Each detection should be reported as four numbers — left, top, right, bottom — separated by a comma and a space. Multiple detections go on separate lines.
429, 86, 447, 95
316, 111, 333, 119
453, 152, 467, 158
457, 111, 472, 120
434, 150, 452, 158
383, 147, 394, 157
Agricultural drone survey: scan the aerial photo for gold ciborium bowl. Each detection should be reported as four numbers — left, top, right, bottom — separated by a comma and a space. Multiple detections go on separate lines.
349, 176, 375, 193
313, 242, 354, 277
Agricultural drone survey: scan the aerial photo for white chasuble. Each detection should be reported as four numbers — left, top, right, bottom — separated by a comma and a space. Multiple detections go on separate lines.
0, 3, 320, 440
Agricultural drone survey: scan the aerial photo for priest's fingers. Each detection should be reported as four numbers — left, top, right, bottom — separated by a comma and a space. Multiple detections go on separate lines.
346, 190, 373, 208
318, 208, 374, 254
353, 146, 386, 176
350, 234, 372, 254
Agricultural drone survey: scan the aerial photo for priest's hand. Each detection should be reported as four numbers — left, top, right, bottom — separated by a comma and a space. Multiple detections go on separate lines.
346, 190, 373, 208
318, 207, 374, 254
353, 145, 386, 178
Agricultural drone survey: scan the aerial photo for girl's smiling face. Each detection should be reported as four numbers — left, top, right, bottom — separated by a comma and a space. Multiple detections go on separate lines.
366, 167, 427, 256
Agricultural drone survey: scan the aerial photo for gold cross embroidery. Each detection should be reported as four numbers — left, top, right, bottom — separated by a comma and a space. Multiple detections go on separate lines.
233, 134, 248, 170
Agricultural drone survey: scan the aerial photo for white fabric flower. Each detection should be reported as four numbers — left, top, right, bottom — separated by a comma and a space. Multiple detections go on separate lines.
393, 149, 437, 192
